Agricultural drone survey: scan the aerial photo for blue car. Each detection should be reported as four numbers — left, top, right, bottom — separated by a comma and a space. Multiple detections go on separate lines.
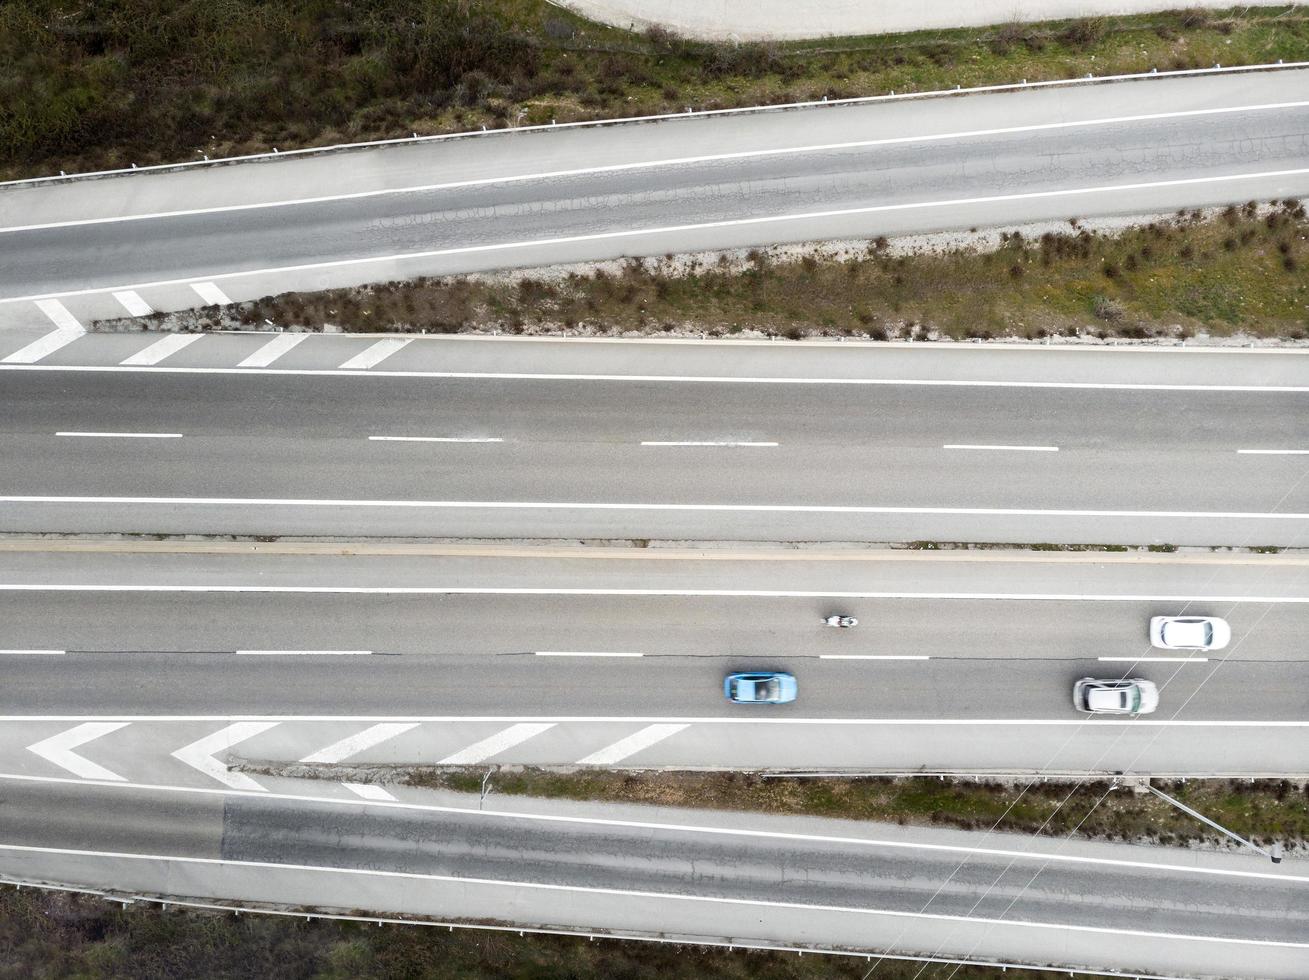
724, 671, 797, 704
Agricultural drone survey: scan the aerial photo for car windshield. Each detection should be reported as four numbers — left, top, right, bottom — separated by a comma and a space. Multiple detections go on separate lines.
759, 678, 780, 700
1129, 686, 1141, 712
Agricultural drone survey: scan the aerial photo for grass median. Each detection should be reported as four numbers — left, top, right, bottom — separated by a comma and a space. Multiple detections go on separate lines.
4, 2, 1307, 180
161, 200, 1308, 341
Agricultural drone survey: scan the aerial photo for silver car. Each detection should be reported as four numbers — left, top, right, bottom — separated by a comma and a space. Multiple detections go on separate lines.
1073, 677, 1160, 715
1149, 616, 1231, 651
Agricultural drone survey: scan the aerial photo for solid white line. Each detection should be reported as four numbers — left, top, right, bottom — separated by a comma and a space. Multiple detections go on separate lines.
341, 782, 398, 802
0, 649, 64, 656
26, 722, 130, 781
819, 655, 930, 661
2, 584, 1307, 604
1098, 656, 1209, 663
235, 650, 371, 656
55, 431, 182, 439
3, 101, 1305, 235
300, 723, 419, 764
368, 435, 504, 443
641, 441, 778, 447
438, 723, 556, 765
111, 290, 152, 317
1238, 449, 1309, 455
170, 722, 278, 791
943, 444, 1058, 452
33, 298, 84, 332
119, 333, 202, 366
7, 167, 1309, 308
0, 769, 1306, 886
339, 338, 412, 370
190, 281, 232, 306
1, 363, 1306, 393
237, 332, 307, 368
576, 723, 690, 765
2, 494, 1306, 522
535, 651, 645, 658
1, 841, 1305, 947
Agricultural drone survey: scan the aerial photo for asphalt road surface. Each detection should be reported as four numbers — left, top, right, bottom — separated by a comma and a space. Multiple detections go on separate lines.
1, 340, 1306, 545
0, 781, 1305, 979
1, 68, 1306, 322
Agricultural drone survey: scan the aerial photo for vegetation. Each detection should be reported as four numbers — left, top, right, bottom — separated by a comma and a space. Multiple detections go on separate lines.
4, 2, 1307, 180
401, 768, 1309, 851
0, 886, 1073, 979
183, 202, 1308, 340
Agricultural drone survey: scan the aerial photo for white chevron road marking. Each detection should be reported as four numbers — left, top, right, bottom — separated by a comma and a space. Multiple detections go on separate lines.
27, 722, 130, 780
299, 723, 419, 764
171, 722, 279, 790
439, 723, 555, 765
577, 724, 690, 765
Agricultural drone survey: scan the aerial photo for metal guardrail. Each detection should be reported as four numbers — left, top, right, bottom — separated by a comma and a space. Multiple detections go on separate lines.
0, 872, 1176, 979
3, 59, 1306, 188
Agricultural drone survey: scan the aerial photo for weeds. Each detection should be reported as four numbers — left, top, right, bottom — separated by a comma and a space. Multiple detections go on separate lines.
3, 2, 1307, 180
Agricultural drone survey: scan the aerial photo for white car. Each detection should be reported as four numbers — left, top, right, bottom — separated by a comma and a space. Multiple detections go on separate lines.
1073, 677, 1160, 715
1149, 616, 1231, 651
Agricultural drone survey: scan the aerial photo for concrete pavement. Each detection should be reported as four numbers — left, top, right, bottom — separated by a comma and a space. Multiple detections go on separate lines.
549, 0, 1307, 41
0, 780, 1305, 978
2, 68, 1305, 325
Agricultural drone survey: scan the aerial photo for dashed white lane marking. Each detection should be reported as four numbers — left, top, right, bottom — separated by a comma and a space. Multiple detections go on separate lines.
438, 723, 556, 765
111, 290, 152, 317
820, 655, 930, 660
0, 649, 64, 655
119, 333, 202, 366
299, 723, 420, 764
3, 100, 1304, 235
237, 332, 307, 368
576, 723, 689, 765
33, 298, 84, 331
1098, 656, 1209, 663
341, 782, 397, 802
943, 444, 1059, 452
640, 441, 779, 447
235, 649, 371, 656
170, 721, 278, 791
55, 431, 182, 439
339, 338, 412, 370
368, 435, 503, 443
26, 722, 129, 781
1238, 448, 1309, 455
8, 167, 1308, 310
190, 281, 232, 306
535, 651, 644, 658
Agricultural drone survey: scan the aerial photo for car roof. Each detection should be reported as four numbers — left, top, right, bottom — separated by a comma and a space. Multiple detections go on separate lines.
1163, 620, 1208, 645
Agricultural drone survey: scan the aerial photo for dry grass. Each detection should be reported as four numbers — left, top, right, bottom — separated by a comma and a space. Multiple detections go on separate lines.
175, 201, 1309, 341
4, 2, 1307, 180
408, 768, 1309, 851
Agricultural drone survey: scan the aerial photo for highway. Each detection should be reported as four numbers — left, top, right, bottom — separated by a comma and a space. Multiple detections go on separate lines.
1, 67, 1306, 326
1, 544, 1306, 777
0, 780, 1306, 978
1, 340, 1307, 545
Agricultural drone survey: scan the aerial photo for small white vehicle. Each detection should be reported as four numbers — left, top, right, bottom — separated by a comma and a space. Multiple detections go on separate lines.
1149, 616, 1231, 651
1073, 677, 1160, 715
823, 615, 858, 628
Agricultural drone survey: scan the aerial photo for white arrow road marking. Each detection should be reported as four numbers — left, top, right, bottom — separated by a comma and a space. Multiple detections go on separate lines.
171, 722, 279, 790
438, 723, 555, 765
576, 724, 690, 765
299, 723, 419, 764
342, 782, 397, 802
27, 722, 130, 780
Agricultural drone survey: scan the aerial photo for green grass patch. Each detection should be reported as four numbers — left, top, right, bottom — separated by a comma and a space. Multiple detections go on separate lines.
0, 885, 1073, 979
200, 202, 1308, 340
404, 768, 1309, 850
3, 2, 1307, 179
